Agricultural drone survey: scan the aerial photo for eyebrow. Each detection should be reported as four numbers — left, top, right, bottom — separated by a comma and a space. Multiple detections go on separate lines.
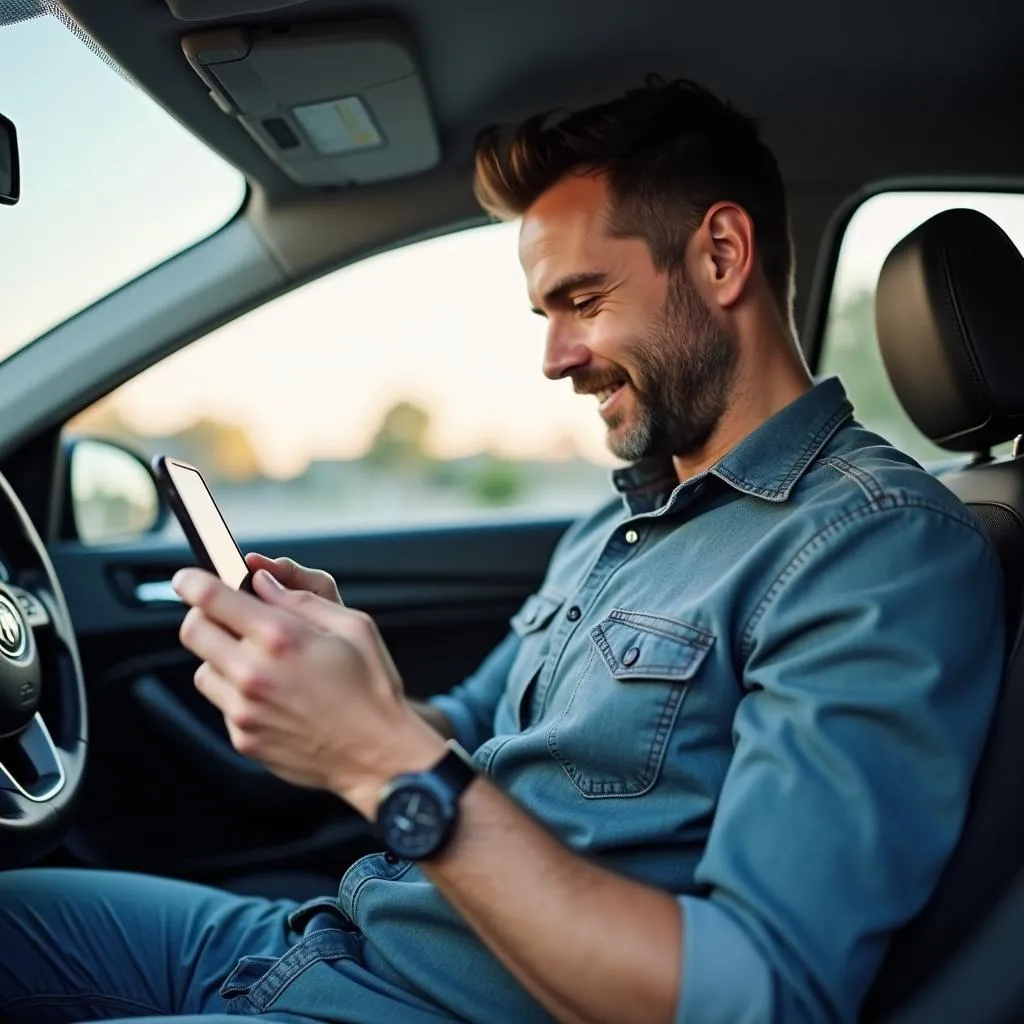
530, 271, 610, 317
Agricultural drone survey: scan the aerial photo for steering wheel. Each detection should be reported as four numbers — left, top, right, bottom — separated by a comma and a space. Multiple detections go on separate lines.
0, 468, 86, 865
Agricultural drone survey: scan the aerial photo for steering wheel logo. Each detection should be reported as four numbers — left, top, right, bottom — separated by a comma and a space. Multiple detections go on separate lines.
0, 596, 26, 660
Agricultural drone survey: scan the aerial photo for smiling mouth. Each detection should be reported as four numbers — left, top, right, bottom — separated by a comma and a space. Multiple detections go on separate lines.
595, 383, 623, 403
573, 376, 630, 418
593, 380, 629, 417
580, 378, 626, 401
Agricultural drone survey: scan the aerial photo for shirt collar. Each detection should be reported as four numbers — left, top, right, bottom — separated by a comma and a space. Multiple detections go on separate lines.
612, 376, 854, 505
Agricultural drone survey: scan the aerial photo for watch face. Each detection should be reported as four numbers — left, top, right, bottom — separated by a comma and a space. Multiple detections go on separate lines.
380, 786, 448, 858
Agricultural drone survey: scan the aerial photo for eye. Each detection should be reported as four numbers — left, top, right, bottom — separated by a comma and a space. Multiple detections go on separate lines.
572, 296, 600, 316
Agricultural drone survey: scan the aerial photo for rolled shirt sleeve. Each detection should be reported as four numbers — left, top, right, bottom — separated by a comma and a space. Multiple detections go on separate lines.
678, 502, 1005, 1023
678, 895, 775, 1024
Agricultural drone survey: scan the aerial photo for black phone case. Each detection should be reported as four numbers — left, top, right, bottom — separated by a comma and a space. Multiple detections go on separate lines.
151, 455, 254, 593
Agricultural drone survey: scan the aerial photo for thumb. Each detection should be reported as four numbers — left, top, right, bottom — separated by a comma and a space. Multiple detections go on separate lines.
246, 553, 341, 604
253, 568, 348, 632
246, 552, 301, 587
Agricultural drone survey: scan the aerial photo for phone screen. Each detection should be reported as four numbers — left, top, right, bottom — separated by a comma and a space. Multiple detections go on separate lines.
164, 460, 249, 590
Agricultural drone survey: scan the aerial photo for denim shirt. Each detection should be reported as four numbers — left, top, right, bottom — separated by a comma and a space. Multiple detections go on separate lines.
237, 378, 1004, 1024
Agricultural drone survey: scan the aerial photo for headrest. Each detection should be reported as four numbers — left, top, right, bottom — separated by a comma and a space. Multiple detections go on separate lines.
875, 208, 1024, 452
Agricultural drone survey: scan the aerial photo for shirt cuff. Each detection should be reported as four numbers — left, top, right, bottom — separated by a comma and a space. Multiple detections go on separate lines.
677, 895, 775, 1024
426, 694, 484, 753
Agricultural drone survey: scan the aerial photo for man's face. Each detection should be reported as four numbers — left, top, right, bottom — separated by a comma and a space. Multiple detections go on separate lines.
520, 172, 738, 461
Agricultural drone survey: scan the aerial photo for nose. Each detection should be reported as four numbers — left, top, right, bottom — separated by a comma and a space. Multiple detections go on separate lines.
542, 319, 591, 381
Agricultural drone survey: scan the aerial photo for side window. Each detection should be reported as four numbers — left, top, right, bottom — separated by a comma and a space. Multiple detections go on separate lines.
819, 192, 1024, 464
65, 224, 613, 540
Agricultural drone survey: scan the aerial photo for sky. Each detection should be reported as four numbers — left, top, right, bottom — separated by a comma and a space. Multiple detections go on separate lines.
4, 14, 1024, 478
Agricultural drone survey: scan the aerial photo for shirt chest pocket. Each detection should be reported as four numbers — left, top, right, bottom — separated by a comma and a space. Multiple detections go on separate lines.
547, 609, 714, 798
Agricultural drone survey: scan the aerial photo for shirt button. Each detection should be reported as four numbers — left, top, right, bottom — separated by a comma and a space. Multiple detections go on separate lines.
624, 529, 639, 545
566, 606, 582, 622
622, 646, 640, 667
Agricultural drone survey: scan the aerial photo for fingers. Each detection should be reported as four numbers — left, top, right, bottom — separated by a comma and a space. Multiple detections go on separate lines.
181, 607, 280, 716
193, 662, 263, 760
252, 568, 352, 633
245, 553, 342, 605
245, 552, 280, 576
252, 570, 401, 691
245, 553, 303, 586
183, 596, 290, 710
252, 570, 379, 650
174, 568, 299, 655
192, 660, 240, 717
178, 604, 240, 668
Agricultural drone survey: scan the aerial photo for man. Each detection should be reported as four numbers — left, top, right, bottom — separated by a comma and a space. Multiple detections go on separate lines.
0, 78, 1004, 1024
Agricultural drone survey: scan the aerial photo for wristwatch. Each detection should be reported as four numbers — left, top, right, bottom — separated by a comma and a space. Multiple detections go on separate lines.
375, 740, 478, 861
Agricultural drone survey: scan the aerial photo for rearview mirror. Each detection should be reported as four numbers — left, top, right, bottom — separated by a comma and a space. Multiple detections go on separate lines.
0, 112, 20, 206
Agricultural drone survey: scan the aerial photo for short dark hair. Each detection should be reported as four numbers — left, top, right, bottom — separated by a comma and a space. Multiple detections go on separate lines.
473, 76, 793, 315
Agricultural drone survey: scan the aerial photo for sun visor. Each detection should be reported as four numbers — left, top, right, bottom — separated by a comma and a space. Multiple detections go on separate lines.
166, 1, 310, 20
181, 22, 440, 187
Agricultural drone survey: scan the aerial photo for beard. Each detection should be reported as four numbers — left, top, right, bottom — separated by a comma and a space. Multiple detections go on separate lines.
602, 272, 739, 462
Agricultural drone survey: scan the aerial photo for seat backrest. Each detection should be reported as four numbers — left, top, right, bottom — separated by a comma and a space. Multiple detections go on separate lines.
862, 209, 1024, 1017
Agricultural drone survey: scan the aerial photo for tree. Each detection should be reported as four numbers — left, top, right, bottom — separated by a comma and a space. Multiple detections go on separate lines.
364, 400, 433, 471
175, 418, 262, 482
467, 455, 525, 506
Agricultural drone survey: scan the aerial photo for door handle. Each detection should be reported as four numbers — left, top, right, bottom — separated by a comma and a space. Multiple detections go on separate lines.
133, 579, 182, 605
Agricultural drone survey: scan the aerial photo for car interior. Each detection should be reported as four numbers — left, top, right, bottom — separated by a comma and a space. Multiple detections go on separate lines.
2, 0, 1024, 1020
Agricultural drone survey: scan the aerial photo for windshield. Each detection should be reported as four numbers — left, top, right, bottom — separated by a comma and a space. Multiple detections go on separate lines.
0, 11, 245, 362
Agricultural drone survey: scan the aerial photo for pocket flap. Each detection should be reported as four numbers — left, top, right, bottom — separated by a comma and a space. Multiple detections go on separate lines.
590, 609, 714, 681
511, 590, 564, 637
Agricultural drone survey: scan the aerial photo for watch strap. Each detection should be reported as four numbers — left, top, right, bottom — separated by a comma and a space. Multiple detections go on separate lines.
431, 739, 478, 798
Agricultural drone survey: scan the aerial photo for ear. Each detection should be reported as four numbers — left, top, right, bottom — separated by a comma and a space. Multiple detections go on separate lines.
691, 202, 756, 310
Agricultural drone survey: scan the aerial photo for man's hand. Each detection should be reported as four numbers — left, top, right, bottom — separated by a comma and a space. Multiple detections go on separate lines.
245, 552, 343, 605
247, 553, 456, 740
173, 567, 446, 816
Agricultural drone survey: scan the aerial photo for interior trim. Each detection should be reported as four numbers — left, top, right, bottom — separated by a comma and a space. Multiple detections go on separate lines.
0, 217, 285, 458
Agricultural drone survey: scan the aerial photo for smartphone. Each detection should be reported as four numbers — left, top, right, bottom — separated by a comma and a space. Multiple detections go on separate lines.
152, 455, 253, 592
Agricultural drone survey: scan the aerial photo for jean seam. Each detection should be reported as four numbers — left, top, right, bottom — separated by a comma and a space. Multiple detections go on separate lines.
245, 936, 358, 1011
510, 590, 566, 637
820, 454, 884, 502
712, 399, 852, 500
590, 617, 712, 680
738, 493, 992, 662
479, 733, 515, 773
546, 645, 688, 798
0, 991, 170, 1017
604, 609, 716, 646
348, 859, 415, 924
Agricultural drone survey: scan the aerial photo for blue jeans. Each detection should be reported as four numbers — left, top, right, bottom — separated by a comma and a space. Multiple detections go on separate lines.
0, 869, 460, 1024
